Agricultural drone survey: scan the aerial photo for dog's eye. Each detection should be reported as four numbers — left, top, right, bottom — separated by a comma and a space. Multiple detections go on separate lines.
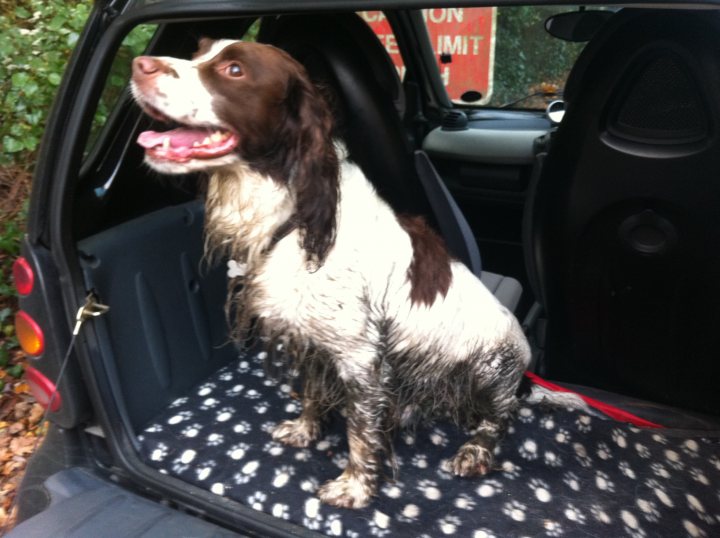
225, 63, 243, 78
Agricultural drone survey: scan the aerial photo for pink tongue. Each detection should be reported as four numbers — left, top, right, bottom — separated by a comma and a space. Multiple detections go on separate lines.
137, 128, 211, 149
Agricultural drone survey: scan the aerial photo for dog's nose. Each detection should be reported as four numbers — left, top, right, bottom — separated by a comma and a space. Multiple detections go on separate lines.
133, 56, 163, 77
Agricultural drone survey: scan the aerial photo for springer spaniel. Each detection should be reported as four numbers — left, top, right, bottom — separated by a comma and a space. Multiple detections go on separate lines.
131, 39, 531, 509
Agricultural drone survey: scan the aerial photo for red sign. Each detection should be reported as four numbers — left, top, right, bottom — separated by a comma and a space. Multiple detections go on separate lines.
360, 9, 496, 104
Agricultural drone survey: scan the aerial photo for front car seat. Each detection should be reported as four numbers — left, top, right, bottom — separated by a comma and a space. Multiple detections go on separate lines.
525, 9, 720, 415
259, 13, 523, 310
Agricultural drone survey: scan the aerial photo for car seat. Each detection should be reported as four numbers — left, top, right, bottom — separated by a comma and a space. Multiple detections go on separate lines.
525, 9, 720, 415
259, 13, 523, 311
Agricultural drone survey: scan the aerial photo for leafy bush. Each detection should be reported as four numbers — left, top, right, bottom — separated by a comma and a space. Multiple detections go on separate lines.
0, 0, 91, 170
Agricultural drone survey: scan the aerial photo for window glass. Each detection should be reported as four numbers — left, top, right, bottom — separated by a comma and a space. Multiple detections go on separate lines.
84, 24, 157, 155
363, 7, 593, 110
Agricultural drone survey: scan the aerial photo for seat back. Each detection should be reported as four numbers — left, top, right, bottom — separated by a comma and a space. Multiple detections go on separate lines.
528, 9, 720, 413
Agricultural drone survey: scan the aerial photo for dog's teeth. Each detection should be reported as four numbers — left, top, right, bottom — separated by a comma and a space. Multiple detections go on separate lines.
192, 141, 200, 147
162, 137, 170, 149
210, 132, 223, 142
202, 136, 211, 145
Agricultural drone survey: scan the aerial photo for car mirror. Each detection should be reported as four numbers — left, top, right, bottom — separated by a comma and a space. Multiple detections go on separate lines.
545, 10, 614, 42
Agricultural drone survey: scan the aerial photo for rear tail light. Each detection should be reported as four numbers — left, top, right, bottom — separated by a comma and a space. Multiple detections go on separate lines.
25, 366, 61, 412
12, 256, 34, 296
15, 310, 45, 356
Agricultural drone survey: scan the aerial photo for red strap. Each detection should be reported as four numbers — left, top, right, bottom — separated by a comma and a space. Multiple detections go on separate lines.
524, 371, 663, 429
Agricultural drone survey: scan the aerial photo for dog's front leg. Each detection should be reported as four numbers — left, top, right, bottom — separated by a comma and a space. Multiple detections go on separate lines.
317, 359, 387, 509
272, 377, 323, 448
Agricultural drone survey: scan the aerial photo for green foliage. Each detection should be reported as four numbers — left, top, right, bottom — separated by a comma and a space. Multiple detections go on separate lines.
491, 6, 584, 108
0, 0, 91, 169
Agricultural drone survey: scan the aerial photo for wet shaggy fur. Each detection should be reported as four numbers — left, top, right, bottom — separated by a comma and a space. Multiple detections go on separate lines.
131, 39, 531, 509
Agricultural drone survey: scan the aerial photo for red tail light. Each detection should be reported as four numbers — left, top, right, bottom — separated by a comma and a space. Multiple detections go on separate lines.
13, 257, 34, 296
25, 366, 61, 412
15, 310, 45, 356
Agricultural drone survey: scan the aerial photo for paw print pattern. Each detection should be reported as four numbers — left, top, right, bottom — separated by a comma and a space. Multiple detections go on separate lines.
650, 462, 671, 479
620, 510, 646, 538
590, 504, 613, 525
596, 442, 613, 460
253, 401, 270, 414
682, 439, 701, 458
206, 432, 225, 446
428, 428, 449, 447
225, 384, 245, 397
544, 520, 564, 537
540, 415, 556, 430
411, 454, 429, 469
634, 442, 651, 459
544, 450, 563, 467
324, 513, 343, 536
502, 500, 527, 522
236, 360, 251, 373
168, 396, 188, 408
528, 478, 552, 502
689, 467, 710, 485
611, 428, 628, 448
196, 382, 216, 397
573, 443, 592, 468
563, 472, 581, 492
397, 503, 421, 523
437, 515, 461, 535
518, 438, 539, 460
233, 460, 260, 485
369, 510, 391, 537
636, 498, 660, 522
227, 442, 250, 461
563, 503, 586, 524
686, 494, 715, 524
554, 428, 571, 444
331, 452, 349, 469
218, 371, 234, 381
453, 493, 476, 510
263, 440, 285, 457
144, 423, 163, 433
664, 449, 684, 470
199, 397, 220, 410
500, 460, 521, 479
272, 503, 290, 520
195, 459, 217, 481
651, 433, 668, 445
244, 388, 261, 400
575, 415, 592, 433
167, 410, 192, 425
302, 498, 323, 531
247, 491, 267, 511
619, 460, 636, 479
517, 407, 535, 423
417, 479, 442, 501
381, 481, 404, 499
476, 478, 504, 498
594, 471, 615, 492
272, 465, 295, 488
645, 479, 674, 508
149, 443, 169, 462
232, 420, 252, 435
180, 423, 202, 438
215, 407, 234, 422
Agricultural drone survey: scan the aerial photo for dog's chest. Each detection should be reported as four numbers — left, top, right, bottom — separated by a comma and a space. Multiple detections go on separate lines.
247, 240, 368, 347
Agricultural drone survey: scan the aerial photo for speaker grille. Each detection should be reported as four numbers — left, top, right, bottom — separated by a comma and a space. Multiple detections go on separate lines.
610, 54, 707, 143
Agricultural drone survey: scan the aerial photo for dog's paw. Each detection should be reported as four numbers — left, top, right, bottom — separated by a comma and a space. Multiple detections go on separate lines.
450, 444, 494, 477
317, 472, 376, 509
271, 418, 319, 448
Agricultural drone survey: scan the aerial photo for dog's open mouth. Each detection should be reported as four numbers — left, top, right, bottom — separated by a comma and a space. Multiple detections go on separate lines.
136, 106, 239, 163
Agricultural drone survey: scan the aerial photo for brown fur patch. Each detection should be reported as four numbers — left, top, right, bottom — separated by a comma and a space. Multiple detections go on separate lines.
397, 215, 453, 307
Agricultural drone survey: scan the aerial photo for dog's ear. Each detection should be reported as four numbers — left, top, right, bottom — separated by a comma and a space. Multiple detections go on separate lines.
282, 67, 340, 269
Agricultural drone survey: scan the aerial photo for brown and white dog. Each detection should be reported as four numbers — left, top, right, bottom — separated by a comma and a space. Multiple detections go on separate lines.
131, 39, 531, 509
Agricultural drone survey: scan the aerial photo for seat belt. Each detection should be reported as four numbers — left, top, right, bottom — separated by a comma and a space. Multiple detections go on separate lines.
413, 150, 482, 278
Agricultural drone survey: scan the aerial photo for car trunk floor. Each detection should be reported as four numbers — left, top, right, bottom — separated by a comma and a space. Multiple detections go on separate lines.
137, 347, 720, 537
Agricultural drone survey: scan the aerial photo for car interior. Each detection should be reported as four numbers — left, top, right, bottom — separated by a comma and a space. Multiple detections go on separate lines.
15, 4, 720, 537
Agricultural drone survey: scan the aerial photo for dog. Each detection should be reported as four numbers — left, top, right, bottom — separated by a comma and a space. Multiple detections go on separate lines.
131, 38, 531, 509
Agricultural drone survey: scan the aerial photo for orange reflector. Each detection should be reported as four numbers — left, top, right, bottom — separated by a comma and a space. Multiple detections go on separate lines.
15, 310, 45, 356
13, 257, 34, 296
25, 365, 61, 412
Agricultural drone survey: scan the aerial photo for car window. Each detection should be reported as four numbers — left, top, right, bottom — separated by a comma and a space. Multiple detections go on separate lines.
363, 6, 594, 110
84, 24, 157, 155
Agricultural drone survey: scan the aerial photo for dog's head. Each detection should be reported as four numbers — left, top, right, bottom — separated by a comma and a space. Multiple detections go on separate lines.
131, 39, 339, 265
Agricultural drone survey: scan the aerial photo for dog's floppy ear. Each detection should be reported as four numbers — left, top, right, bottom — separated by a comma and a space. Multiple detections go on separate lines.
282, 66, 340, 269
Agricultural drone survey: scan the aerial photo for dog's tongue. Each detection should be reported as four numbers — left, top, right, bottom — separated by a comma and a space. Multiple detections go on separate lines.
137, 128, 238, 162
